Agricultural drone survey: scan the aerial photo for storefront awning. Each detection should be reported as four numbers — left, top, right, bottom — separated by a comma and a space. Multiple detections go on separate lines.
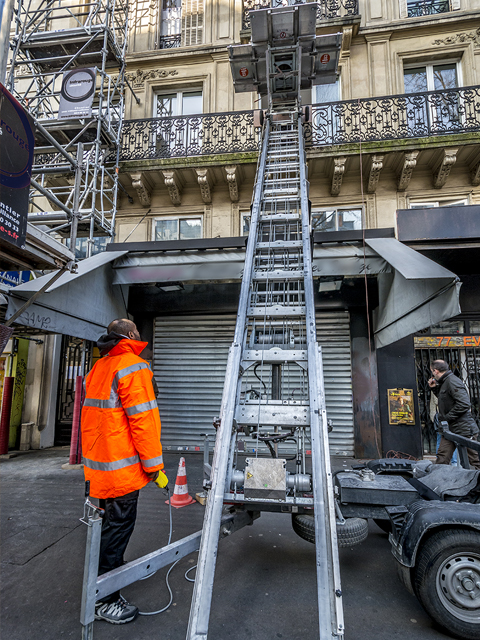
5, 251, 128, 341
4, 238, 462, 348
365, 238, 461, 349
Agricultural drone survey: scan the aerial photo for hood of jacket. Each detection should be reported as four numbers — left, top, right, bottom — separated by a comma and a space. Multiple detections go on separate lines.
97, 332, 148, 357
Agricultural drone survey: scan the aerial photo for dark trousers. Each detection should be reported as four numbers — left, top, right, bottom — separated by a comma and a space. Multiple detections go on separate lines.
436, 435, 480, 470
98, 490, 139, 603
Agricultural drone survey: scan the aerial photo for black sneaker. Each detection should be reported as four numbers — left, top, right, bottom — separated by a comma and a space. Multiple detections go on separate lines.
95, 595, 139, 624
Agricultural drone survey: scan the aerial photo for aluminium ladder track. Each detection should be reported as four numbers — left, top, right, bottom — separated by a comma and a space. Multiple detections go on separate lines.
186, 111, 344, 640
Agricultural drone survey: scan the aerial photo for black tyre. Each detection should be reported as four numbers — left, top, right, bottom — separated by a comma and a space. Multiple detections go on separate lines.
292, 514, 368, 547
413, 528, 480, 640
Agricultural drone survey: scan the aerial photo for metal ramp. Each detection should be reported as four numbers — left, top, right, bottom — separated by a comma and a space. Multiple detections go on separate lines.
187, 6, 344, 639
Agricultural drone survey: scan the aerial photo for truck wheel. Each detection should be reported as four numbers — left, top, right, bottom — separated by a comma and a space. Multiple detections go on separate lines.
292, 514, 368, 547
414, 529, 480, 640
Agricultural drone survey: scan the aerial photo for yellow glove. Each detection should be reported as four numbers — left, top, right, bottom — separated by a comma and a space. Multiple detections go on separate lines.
154, 470, 169, 489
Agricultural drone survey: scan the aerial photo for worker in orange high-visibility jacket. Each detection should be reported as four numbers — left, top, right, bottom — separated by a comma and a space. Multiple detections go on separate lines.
81, 318, 168, 625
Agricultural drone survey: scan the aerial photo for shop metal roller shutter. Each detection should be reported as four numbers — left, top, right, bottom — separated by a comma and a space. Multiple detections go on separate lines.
153, 311, 354, 456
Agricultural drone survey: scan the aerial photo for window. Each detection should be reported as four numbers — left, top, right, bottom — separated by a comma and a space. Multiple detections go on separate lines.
404, 61, 461, 132
154, 89, 203, 155
311, 207, 363, 233
159, 0, 204, 49
159, 0, 182, 49
154, 217, 202, 241
155, 89, 203, 118
241, 212, 251, 237
311, 76, 341, 144
66, 236, 109, 259
407, 0, 450, 18
409, 199, 467, 209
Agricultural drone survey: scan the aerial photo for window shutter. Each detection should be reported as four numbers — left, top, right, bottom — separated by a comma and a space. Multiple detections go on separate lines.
399, 0, 408, 18
181, 0, 204, 46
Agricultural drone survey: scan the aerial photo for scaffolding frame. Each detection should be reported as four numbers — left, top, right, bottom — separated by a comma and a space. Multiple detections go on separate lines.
6, 0, 128, 257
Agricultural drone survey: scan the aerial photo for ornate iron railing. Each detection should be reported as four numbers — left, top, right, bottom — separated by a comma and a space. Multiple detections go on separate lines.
119, 110, 259, 160
118, 86, 480, 161
407, 0, 450, 17
159, 34, 181, 49
242, 0, 359, 30
305, 85, 480, 146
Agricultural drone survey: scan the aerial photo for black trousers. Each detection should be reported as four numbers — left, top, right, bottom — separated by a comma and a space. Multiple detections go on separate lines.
98, 490, 139, 603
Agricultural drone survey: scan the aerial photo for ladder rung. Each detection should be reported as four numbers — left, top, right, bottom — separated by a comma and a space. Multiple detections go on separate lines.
255, 240, 303, 249
247, 305, 306, 318
242, 349, 308, 363
235, 403, 310, 427
259, 214, 301, 222
252, 270, 304, 280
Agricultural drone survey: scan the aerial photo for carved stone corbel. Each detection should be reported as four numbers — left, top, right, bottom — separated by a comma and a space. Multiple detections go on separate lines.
397, 150, 419, 191
367, 155, 384, 194
433, 148, 458, 189
224, 165, 244, 203
195, 168, 215, 204
341, 26, 353, 57
162, 170, 184, 206
129, 172, 153, 207
331, 156, 347, 196
470, 160, 480, 187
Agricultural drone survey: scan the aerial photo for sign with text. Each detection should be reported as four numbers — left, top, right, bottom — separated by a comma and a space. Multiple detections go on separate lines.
388, 388, 415, 425
0, 83, 35, 249
415, 336, 480, 348
58, 68, 96, 120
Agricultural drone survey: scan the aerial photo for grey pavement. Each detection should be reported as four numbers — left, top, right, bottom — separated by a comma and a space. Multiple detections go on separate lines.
1, 449, 451, 640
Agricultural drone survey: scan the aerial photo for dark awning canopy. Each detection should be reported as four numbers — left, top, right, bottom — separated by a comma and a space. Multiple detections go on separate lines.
5, 238, 461, 349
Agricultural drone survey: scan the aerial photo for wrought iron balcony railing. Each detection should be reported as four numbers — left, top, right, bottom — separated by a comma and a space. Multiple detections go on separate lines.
305, 85, 480, 146
118, 86, 480, 162
407, 0, 450, 18
119, 110, 259, 161
158, 34, 182, 49
242, 0, 359, 30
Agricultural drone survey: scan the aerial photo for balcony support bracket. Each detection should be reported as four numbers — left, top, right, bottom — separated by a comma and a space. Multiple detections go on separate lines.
470, 160, 480, 187
433, 148, 458, 189
129, 172, 153, 207
225, 165, 244, 203
331, 156, 347, 196
195, 168, 216, 204
397, 151, 419, 192
367, 155, 384, 194
162, 170, 184, 206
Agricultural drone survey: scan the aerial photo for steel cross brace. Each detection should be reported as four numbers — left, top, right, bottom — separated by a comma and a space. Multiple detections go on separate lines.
79, 507, 257, 639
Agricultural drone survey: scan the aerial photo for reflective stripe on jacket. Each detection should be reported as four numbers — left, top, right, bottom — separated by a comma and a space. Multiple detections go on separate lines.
81, 339, 163, 499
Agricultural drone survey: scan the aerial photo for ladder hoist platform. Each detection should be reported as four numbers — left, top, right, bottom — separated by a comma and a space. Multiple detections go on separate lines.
79, 5, 343, 640
188, 5, 343, 640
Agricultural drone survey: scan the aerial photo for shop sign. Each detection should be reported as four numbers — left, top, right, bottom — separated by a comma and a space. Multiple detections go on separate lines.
414, 336, 480, 348
388, 388, 415, 425
58, 68, 96, 120
0, 83, 35, 249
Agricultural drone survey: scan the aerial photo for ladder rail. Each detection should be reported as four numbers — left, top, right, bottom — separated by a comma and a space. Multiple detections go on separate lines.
186, 119, 272, 640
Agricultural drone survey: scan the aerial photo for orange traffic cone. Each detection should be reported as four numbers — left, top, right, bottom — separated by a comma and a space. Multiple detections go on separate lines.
165, 457, 196, 508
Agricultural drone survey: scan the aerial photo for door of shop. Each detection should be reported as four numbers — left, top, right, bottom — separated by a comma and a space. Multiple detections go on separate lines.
415, 337, 480, 454
54, 336, 92, 446
153, 311, 354, 456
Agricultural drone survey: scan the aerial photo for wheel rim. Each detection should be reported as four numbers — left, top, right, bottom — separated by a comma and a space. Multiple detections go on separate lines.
436, 550, 480, 623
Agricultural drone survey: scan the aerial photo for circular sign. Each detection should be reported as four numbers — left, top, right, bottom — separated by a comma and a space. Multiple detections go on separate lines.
239, 67, 249, 78
320, 54, 331, 65
0, 88, 35, 190
61, 68, 96, 103
280, 31, 287, 39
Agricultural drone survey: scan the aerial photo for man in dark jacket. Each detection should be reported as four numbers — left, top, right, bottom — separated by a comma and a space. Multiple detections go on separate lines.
428, 359, 480, 469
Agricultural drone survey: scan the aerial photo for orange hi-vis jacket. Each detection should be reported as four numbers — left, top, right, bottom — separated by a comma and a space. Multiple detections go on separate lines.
81, 339, 163, 499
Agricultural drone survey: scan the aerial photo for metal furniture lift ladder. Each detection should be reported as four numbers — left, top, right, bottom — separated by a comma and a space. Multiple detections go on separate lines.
187, 6, 344, 638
